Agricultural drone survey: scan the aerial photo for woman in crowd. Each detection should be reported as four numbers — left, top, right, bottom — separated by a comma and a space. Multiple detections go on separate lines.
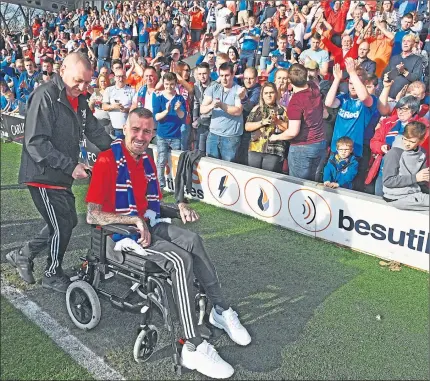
227, 46, 244, 84
368, 95, 428, 196
88, 74, 111, 135
245, 82, 289, 173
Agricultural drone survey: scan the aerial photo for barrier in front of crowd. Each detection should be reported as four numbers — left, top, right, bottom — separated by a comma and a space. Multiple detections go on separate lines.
150, 145, 429, 272
2, 116, 427, 272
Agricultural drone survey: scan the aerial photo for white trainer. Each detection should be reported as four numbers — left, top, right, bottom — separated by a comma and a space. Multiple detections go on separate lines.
181, 340, 234, 379
209, 307, 251, 346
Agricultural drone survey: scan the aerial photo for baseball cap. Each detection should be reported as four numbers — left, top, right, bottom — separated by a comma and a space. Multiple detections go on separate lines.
217, 0, 226, 5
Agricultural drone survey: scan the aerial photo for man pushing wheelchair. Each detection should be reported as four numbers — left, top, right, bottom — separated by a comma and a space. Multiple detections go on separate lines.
85, 107, 251, 379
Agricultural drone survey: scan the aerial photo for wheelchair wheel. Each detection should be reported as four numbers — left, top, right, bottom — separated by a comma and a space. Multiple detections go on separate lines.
133, 325, 158, 363
66, 280, 101, 330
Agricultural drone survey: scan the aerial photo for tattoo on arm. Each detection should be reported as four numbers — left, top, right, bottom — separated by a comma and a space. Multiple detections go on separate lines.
87, 202, 141, 226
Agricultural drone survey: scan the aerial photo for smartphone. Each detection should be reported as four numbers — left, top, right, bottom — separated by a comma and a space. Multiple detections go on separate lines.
387, 70, 398, 81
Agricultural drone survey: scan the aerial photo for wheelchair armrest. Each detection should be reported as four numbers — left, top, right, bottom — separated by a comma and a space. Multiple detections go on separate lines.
160, 203, 181, 219
100, 224, 139, 236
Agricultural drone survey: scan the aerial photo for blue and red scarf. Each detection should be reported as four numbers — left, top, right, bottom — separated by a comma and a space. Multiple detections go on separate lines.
111, 139, 161, 241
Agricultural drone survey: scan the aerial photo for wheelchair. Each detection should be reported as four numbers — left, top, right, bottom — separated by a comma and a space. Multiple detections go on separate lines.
65, 203, 211, 375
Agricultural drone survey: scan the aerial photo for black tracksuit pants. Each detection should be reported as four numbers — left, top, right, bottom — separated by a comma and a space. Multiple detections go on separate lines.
146, 222, 227, 340
24, 186, 78, 277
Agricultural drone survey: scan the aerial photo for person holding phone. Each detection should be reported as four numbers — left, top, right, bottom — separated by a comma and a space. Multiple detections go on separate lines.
102, 67, 136, 138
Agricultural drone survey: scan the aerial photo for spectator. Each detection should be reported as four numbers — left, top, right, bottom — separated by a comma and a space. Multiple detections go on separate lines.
321, 0, 351, 37
237, 67, 261, 165
356, 41, 376, 76
273, 4, 290, 36
189, 1, 205, 44
270, 64, 326, 181
102, 68, 136, 138
228, 47, 244, 83
17, 58, 38, 103
325, 59, 376, 161
153, 72, 186, 188
193, 62, 213, 153
200, 62, 245, 162
245, 82, 288, 172
369, 95, 428, 196
391, 13, 417, 57
274, 68, 290, 108
1, 90, 20, 113
215, 0, 233, 31
131, 66, 158, 113
89, 74, 111, 134
267, 34, 291, 83
257, 18, 277, 71
174, 61, 194, 151
374, 1, 399, 31
299, 33, 330, 77
323, 136, 359, 189
383, 121, 429, 211
215, 25, 240, 54
367, 18, 395, 77
238, 15, 261, 68
383, 33, 424, 99
94, 33, 112, 70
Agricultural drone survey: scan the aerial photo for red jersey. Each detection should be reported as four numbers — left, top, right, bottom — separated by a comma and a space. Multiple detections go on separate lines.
85, 143, 161, 217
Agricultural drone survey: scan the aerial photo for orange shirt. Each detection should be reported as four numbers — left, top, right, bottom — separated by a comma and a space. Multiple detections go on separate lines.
90, 25, 104, 41
126, 73, 144, 90
367, 36, 393, 77
189, 10, 204, 30
149, 29, 159, 45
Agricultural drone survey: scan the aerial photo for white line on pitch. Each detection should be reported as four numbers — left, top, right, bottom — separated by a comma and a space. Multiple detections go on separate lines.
1, 283, 126, 381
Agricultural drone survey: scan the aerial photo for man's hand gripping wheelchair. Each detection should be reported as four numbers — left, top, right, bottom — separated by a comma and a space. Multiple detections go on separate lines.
65, 203, 210, 375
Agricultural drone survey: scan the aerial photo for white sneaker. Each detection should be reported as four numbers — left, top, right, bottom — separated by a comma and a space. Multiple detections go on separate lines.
209, 307, 251, 346
181, 340, 234, 379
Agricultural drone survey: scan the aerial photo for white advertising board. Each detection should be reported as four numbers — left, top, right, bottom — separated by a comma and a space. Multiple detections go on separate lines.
151, 146, 429, 272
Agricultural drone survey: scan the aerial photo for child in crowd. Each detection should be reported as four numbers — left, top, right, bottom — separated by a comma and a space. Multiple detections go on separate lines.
323, 137, 359, 189
1, 91, 19, 113
383, 121, 429, 211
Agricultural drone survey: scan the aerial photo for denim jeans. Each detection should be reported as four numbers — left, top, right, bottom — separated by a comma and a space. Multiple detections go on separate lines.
375, 170, 383, 197
240, 49, 256, 68
191, 29, 201, 43
156, 137, 181, 188
139, 42, 149, 57
150, 44, 160, 58
97, 58, 110, 71
259, 56, 268, 70
288, 141, 327, 181
195, 124, 209, 154
180, 124, 191, 151
206, 132, 241, 162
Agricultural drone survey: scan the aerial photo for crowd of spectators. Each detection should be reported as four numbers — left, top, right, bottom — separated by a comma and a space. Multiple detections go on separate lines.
1, 0, 429, 211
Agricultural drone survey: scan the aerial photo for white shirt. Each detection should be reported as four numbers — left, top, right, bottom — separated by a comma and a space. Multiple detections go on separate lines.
215, 7, 232, 30
103, 85, 136, 129
218, 34, 240, 53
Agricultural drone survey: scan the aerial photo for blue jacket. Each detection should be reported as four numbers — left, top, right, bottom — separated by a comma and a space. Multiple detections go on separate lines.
323, 153, 359, 189
17, 71, 38, 102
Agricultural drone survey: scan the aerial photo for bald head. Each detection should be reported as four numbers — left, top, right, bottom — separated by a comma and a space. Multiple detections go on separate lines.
62, 52, 92, 71
60, 52, 93, 98
358, 41, 370, 58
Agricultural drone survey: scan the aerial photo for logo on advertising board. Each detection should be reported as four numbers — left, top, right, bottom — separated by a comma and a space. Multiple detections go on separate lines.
207, 168, 240, 206
244, 177, 282, 218
288, 189, 332, 232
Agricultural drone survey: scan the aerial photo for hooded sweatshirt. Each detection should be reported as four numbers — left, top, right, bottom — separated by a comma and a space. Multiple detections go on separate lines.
383, 135, 428, 200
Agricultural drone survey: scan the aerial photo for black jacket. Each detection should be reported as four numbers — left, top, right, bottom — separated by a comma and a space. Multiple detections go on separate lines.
174, 150, 204, 203
18, 75, 112, 188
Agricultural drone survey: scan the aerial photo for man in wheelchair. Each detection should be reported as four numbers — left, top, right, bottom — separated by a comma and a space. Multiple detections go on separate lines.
85, 108, 251, 379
